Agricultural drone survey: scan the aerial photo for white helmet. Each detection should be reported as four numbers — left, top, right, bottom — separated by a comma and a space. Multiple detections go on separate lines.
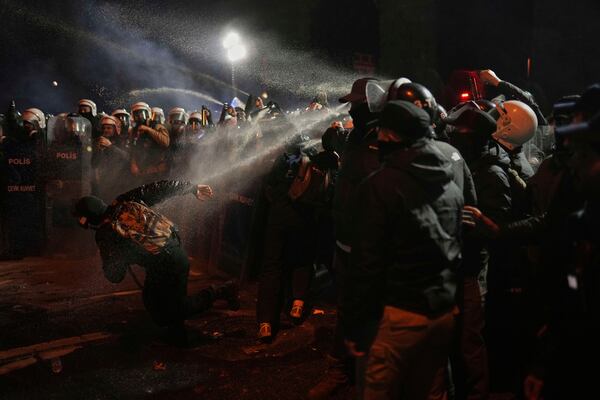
22, 107, 46, 129
78, 99, 97, 116
111, 108, 130, 118
131, 101, 151, 114
100, 115, 122, 135
151, 107, 165, 124
189, 110, 212, 131
131, 102, 151, 123
491, 100, 538, 150
168, 107, 188, 124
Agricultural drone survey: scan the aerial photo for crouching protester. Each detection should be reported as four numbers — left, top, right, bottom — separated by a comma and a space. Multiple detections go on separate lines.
73, 180, 240, 345
343, 101, 463, 399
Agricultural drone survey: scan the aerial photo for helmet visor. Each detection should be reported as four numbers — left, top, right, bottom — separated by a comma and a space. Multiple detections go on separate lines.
66, 117, 88, 136
133, 109, 150, 123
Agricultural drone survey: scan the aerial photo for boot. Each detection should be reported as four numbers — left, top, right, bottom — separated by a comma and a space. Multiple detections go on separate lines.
257, 322, 273, 343
211, 280, 240, 311
290, 299, 305, 324
308, 356, 351, 399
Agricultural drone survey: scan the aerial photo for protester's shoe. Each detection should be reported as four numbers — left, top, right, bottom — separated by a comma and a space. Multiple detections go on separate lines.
307, 357, 351, 399
290, 299, 304, 324
212, 280, 240, 311
257, 322, 273, 343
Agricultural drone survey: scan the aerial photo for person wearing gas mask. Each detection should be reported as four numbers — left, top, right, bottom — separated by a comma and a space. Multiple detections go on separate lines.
167, 107, 189, 144
151, 107, 166, 126
309, 78, 382, 400
78, 99, 101, 138
22, 108, 46, 140
91, 115, 130, 202
129, 102, 170, 184
343, 100, 463, 400
72, 180, 239, 346
448, 100, 538, 397
111, 108, 132, 149
170, 110, 209, 179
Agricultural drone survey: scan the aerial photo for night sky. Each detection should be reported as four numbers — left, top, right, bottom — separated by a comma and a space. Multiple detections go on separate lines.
1, 0, 599, 115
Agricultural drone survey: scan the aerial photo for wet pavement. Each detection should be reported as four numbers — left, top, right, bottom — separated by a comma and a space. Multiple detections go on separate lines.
0, 256, 349, 399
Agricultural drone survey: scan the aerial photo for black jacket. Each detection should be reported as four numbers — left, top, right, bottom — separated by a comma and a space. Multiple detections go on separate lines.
95, 180, 197, 283
434, 139, 487, 277
343, 138, 463, 339
331, 127, 380, 246
433, 139, 477, 206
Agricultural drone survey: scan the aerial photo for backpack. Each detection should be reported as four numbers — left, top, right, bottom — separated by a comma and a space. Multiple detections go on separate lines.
287, 155, 331, 205
110, 201, 176, 254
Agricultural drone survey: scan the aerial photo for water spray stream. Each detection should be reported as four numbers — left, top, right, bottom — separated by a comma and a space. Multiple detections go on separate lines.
128, 88, 224, 106
189, 107, 346, 188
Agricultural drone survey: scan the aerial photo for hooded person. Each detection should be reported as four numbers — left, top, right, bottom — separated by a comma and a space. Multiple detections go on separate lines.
387, 83, 484, 399
309, 77, 382, 399
343, 100, 463, 399
73, 181, 240, 345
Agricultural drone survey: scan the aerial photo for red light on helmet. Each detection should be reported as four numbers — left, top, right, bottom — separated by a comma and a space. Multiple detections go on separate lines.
460, 92, 471, 100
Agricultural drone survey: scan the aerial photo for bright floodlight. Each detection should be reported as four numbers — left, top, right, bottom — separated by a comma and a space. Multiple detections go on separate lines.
222, 32, 240, 49
227, 44, 247, 62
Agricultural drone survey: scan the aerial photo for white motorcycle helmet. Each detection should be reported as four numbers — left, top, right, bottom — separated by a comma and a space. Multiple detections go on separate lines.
151, 107, 165, 125
168, 107, 189, 125
491, 100, 538, 150
100, 115, 122, 135
188, 111, 204, 130
78, 99, 97, 117
131, 102, 151, 124
22, 108, 46, 129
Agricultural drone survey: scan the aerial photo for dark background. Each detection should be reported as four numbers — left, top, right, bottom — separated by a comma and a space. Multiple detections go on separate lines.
1, 0, 599, 115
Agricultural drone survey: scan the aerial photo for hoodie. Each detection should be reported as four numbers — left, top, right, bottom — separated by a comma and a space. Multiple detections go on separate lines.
343, 138, 464, 339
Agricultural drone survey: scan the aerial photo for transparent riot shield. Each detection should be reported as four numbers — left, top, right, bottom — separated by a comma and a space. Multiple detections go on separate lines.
45, 114, 95, 255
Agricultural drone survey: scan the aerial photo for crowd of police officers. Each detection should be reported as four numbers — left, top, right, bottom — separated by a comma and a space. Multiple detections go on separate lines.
1, 68, 599, 400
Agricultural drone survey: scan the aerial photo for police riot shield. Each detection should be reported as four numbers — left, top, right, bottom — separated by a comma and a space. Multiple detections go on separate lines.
1, 128, 47, 257
45, 114, 94, 255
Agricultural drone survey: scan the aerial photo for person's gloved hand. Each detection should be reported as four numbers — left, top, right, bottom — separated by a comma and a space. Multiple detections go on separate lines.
479, 69, 502, 87
462, 205, 500, 238
195, 184, 213, 201
96, 136, 112, 149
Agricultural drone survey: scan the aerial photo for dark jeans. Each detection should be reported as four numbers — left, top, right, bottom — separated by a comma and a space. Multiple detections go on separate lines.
257, 201, 316, 325
361, 306, 455, 400
143, 245, 213, 327
451, 276, 489, 400
330, 245, 354, 370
